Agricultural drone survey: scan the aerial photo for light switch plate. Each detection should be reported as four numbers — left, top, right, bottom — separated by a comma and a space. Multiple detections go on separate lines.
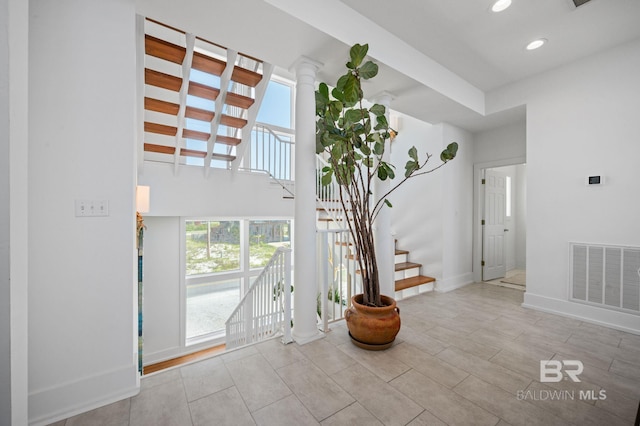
75, 199, 109, 217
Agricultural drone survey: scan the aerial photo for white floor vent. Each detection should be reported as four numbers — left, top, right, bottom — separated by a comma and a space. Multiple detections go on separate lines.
570, 243, 640, 314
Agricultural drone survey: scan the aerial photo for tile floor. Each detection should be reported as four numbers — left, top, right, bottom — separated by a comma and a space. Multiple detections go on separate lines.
52, 283, 640, 426
484, 269, 526, 291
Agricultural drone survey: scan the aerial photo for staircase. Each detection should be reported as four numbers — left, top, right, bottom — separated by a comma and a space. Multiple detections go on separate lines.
394, 246, 436, 299
140, 18, 273, 173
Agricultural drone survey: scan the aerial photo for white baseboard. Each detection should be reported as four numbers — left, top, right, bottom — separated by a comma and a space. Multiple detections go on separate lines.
435, 273, 474, 293
29, 365, 139, 426
523, 292, 640, 335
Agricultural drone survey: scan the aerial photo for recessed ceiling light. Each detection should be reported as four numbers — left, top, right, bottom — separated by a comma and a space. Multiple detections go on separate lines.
491, 0, 512, 12
526, 38, 547, 50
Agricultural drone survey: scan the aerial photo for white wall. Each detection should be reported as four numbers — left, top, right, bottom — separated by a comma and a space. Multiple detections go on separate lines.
142, 216, 183, 363
474, 121, 526, 165
440, 123, 474, 291
6, 0, 29, 423
489, 38, 640, 333
139, 162, 294, 218
28, 1, 139, 424
0, 0, 11, 419
515, 164, 527, 270
390, 116, 474, 292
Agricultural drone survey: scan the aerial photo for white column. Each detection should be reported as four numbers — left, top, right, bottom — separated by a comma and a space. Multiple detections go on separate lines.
373, 92, 395, 297
292, 57, 322, 344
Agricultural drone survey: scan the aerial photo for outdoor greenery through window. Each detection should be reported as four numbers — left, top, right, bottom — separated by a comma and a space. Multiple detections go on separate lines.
185, 219, 292, 342
186, 220, 241, 275
249, 220, 291, 269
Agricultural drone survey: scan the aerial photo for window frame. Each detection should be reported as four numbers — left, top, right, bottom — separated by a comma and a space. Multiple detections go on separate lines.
181, 217, 293, 346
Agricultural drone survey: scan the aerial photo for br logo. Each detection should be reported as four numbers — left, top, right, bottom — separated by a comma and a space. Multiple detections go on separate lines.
540, 360, 583, 382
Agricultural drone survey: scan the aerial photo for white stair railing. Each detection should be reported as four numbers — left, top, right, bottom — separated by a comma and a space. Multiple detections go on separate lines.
317, 229, 359, 332
316, 155, 350, 223
225, 247, 293, 349
239, 123, 295, 197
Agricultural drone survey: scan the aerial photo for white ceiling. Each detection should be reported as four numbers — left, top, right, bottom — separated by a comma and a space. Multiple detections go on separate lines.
136, 0, 640, 133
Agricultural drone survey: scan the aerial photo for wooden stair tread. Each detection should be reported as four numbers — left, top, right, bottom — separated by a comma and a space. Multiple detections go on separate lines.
145, 34, 186, 65
188, 81, 220, 101
144, 122, 241, 146
231, 66, 262, 87
395, 275, 436, 291
144, 143, 235, 162
318, 217, 345, 222
145, 68, 182, 92
145, 71, 255, 109
144, 97, 248, 128
192, 51, 226, 76
226, 92, 255, 109
144, 143, 174, 155
395, 249, 409, 255
395, 262, 421, 272
220, 115, 248, 128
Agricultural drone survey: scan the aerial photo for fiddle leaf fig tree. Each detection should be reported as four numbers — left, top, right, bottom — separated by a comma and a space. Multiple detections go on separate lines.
315, 43, 458, 307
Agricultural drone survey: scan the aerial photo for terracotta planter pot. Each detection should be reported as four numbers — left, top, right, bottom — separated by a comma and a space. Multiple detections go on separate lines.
344, 294, 400, 350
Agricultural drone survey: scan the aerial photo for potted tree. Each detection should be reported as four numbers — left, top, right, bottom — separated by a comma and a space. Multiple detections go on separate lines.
316, 43, 458, 349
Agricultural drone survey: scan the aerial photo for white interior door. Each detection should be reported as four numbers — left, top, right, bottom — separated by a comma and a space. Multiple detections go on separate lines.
483, 170, 507, 281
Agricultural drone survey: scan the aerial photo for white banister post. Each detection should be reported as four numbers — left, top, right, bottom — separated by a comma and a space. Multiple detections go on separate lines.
318, 231, 329, 333
373, 92, 395, 297
292, 57, 323, 344
282, 249, 293, 344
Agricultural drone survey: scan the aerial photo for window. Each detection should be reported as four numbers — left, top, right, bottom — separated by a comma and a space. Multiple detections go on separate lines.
184, 218, 291, 344
257, 79, 293, 129
506, 176, 512, 217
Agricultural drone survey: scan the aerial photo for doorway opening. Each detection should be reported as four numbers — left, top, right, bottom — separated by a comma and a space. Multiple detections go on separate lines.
473, 161, 526, 289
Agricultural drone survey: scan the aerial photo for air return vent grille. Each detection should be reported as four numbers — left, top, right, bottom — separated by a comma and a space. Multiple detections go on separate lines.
570, 243, 640, 314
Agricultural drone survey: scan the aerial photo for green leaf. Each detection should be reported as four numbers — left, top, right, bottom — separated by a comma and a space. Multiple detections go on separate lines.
329, 101, 342, 122
384, 199, 393, 208
363, 157, 374, 168
373, 141, 384, 156
336, 73, 350, 91
318, 83, 329, 100
408, 146, 418, 162
440, 142, 459, 162
331, 87, 345, 103
384, 162, 395, 179
343, 74, 360, 104
316, 136, 324, 154
359, 61, 378, 80
448, 142, 459, 156
345, 109, 365, 125
374, 114, 388, 130
349, 43, 369, 69
360, 143, 371, 156
405, 160, 417, 178
369, 104, 385, 117
378, 166, 388, 180
321, 170, 333, 186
